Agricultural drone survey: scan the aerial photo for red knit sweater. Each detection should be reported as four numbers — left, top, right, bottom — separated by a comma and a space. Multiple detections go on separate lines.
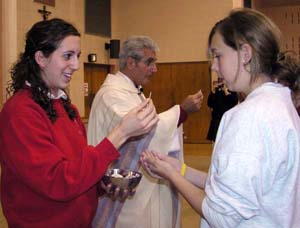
0, 89, 119, 228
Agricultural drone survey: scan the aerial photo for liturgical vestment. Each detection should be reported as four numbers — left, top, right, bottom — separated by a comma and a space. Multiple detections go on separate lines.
88, 71, 183, 228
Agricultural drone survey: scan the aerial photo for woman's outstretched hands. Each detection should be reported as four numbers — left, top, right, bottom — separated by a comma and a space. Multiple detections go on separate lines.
140, 150, 181, 179
120, 98, 159, 138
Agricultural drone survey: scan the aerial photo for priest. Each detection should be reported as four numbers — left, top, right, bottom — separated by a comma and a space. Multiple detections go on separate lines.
88, 35, 203, 228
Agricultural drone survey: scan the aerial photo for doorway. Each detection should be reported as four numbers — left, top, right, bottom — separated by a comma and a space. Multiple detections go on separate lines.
84, 63, 111, 119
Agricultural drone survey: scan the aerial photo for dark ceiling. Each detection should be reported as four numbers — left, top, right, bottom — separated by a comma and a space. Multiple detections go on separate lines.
257, 0, 300, 7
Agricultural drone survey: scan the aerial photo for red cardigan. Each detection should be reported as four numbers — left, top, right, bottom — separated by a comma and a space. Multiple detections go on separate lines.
0, 89, 119, 228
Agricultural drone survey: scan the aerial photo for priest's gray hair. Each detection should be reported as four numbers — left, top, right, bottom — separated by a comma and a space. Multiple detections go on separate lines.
119, 35, 159, 70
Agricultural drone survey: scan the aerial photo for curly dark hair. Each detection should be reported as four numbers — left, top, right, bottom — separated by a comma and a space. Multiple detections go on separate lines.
7, 18, 80, 122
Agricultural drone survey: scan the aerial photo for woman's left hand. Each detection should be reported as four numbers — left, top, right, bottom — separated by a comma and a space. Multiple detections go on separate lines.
100, 181, 136, 201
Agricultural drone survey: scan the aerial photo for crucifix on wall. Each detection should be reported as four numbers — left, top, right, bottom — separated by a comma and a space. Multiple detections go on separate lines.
34, 0, 55, 20
38, 5, 51, 21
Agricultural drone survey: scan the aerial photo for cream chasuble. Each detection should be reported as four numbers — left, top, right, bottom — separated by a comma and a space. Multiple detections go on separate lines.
88, 71, 183, 228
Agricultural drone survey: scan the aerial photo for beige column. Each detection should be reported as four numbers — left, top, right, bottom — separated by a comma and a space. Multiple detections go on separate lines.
232, 0, 243, 8
1, 0, 18, 109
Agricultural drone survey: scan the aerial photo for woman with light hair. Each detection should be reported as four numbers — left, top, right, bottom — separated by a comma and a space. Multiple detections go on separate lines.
141, 8, 300, 227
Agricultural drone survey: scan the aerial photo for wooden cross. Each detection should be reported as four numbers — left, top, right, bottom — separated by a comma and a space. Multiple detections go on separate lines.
38, 5, 51, 21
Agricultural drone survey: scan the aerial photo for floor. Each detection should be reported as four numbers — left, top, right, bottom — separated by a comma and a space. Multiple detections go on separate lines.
0, 143, 213, 228
181, 143, 212, 228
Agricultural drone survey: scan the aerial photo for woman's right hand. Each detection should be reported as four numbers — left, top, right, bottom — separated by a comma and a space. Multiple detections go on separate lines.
107, 99, 159, 149
119, 98, 159, 138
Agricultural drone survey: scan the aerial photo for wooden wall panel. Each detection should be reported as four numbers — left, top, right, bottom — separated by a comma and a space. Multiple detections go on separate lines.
144, 62, 211, 143
84, 63, 110, 119
257, 5, 300, 60
172, 62, 211, 143
144, 63, 174, 112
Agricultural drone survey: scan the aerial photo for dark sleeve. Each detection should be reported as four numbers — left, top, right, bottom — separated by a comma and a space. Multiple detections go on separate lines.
225, 92, 239, 108
207, 91, 217, 108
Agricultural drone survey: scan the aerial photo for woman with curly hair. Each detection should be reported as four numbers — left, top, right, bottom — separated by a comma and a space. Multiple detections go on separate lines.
0, 18, 158, 227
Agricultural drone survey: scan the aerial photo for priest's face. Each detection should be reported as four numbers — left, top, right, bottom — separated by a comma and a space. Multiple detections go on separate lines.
131, 48, 157, 86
